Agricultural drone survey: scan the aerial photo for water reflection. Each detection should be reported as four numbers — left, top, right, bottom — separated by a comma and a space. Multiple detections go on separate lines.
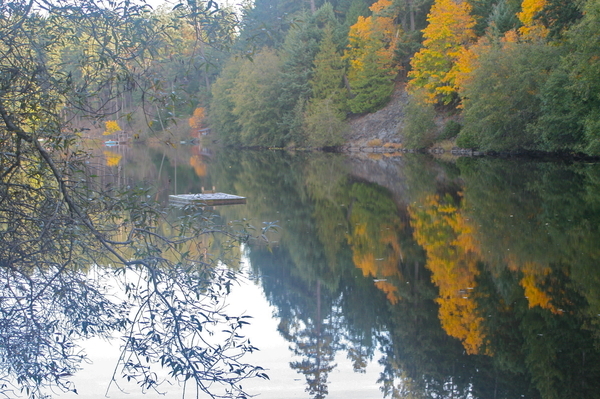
0, 136, 264, 399
31, 142, 600, 398
204, 150, 600, 399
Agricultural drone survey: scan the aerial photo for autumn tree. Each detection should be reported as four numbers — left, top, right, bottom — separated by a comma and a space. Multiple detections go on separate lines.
408, 0, 476, 104
103, 120, 122, 136
517, 0, 549, 39
345, 0, 400, 113
189, 107, 207, 131
277, 11, 322, 145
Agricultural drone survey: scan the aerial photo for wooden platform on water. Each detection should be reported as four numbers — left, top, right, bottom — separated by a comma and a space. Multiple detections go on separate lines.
169, 193, 246, 206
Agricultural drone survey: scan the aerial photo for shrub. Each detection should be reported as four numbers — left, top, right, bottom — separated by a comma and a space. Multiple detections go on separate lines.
401, 90, 437, 149
441, 120, 462, 140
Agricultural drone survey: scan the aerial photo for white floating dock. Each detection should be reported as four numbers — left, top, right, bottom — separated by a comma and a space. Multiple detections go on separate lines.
169, 193, 247, 206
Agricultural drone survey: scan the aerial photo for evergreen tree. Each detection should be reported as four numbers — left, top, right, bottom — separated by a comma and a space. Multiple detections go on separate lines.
304, 24, 348, 147
277, 12, 322, 145
402, 89, 438, 148
557, 0, 600, 155
487, 0, 521, 35
347, 49, 395, 113
237, 0, 306, 49
344, 0, 374, 27
534, 0, 584, 39
458, 41, 560, 151
534, 67, 586, 152
468, 0, 502, 35
310, 25, 347, 106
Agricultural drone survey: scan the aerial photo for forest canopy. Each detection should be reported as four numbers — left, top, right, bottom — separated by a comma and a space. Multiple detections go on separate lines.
208, 0, 600, 155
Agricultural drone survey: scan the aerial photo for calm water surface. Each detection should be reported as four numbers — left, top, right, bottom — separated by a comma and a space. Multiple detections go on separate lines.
66, 143, 600, 398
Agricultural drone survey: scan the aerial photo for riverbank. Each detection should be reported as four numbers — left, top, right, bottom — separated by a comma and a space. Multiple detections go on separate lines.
339, 84, 599, 162
340, 83, 465, 158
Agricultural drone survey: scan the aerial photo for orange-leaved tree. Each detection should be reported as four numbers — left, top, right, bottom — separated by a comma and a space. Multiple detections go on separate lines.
504, 256, 563, 314
189, 107, 206, 131
408, 0, 476, 104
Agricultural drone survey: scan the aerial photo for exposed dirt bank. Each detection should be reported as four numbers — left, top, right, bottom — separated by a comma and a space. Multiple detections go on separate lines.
341, 83, 408, 153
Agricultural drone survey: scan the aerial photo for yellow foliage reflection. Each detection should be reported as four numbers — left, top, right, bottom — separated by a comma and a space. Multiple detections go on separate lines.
409, 194, 489, 355
104, 151, 122, 167
509, 259, 561, 314
346, 185, 404, 304
350, 227, 403, 291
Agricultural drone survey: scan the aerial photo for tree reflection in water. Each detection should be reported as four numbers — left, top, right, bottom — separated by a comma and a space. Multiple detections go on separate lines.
208, 150, 600, 399
280, 281, 341, 399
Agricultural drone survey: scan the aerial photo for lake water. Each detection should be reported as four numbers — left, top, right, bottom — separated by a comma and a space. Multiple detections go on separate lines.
58, 143, 600, 398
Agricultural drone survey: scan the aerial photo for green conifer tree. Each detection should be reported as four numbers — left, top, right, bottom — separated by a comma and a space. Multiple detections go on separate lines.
310, 25, 348, 106
277, 12, 322, 145
304, 23, 348, 147
347, 48, 395, 113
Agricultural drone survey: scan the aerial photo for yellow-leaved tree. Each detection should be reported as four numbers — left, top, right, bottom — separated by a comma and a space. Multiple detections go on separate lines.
344, 0, 400, 113
103, 151, 122, 167
103, 120, 122, 136
517, 0, 549, 39
408, 0, 476, 104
